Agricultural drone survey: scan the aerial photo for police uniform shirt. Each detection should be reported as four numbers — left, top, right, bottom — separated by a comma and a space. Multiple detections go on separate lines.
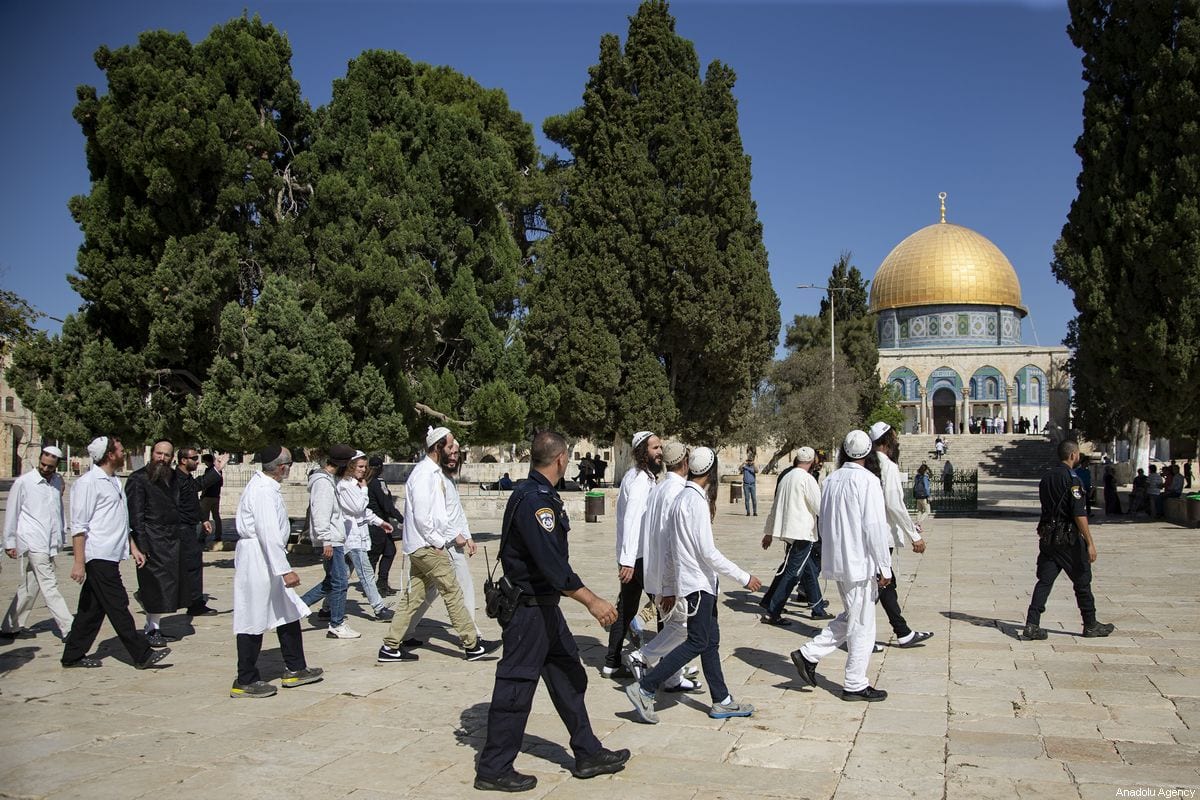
1039, 463, 1086, 527
501, 470, 584, 597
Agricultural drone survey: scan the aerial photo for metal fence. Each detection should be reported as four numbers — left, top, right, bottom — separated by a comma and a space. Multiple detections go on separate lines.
904, 469, 978, 514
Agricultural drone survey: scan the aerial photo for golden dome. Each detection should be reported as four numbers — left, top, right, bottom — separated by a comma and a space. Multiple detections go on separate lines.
869, 215, 1025, 315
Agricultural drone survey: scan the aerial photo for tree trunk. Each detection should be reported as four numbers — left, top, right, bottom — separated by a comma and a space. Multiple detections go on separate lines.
763, 441, 795, 474
1129, 418, 1151, 475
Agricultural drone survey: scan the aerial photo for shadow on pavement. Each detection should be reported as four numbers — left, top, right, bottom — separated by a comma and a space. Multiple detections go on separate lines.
940, 610, 1075, 640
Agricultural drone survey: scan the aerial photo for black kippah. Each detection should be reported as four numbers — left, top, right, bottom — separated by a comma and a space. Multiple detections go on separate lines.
256, 444, 283, 463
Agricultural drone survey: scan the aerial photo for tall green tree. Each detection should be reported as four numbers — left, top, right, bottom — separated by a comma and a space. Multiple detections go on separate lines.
297, 50, 547, 445
12, 15, 312, 445
0, 288, 39, 359
525, 0, 780, 443
1053, 0, 1200, 443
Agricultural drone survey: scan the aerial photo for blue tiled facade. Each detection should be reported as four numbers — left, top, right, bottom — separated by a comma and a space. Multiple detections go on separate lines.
877, 304, 1023, 349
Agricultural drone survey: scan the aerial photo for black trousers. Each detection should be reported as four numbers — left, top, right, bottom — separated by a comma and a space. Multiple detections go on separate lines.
604, 558, 645, 668
368, 525, 396, 585
180, 523, 204, 609
62, 559, 151, 665
235, 620, 306, 684
877, 547, 912, 638
1026, 537, 1096, 627
477, 604, 601, 779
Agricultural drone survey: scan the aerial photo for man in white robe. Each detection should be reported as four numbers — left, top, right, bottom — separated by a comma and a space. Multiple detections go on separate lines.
232, 446, 322, 698
790, 431, 892, 702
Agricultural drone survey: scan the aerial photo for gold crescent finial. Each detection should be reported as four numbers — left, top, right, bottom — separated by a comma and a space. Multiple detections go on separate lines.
939, 191, 947, 223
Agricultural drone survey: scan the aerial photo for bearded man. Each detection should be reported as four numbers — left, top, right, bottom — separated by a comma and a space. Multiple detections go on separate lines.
126, 439, 185, 647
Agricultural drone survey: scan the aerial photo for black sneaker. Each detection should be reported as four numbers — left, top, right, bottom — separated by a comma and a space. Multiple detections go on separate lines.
281, 667, 324, 688
317, 608, 331, 621
759, 614, 792, 627
145, 630, 171, 649
464, 639, 501, 661
1082, 621, 1115, 638
187, 605, 219, 617
474, 771, 537, 792
63, 656, 103, 669
230, 680, 276, 698
790, 649, 818, 687
841, 685, 887, 702
1022, 623, 1048, 640
810, 608, 835, 620
573, 747, 631, 779
136, 647, 171, 669
377, 645, 418, 663
377, 582, 397, 597
896, 631, 934, 648
601, 664, 634, 681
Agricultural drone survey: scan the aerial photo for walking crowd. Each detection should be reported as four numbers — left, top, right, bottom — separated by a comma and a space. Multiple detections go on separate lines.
1, 420, 1123, 793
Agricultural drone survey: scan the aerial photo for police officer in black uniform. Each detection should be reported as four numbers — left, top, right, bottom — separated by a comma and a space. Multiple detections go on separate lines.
475, 431, 630, 793
1023, 439, 1114, 640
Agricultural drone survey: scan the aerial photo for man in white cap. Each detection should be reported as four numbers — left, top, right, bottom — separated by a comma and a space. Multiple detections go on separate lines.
625, 447, 762, 723
231, 445, 323, 698
61, 436, 170, 669
868, 422, 934, 648
625, 440, 702, 693
1, 446, 73, 640
603, 430, 663, 678
789, 430, 891, 702
758, 446, 830, 625
378, 426, 498, 663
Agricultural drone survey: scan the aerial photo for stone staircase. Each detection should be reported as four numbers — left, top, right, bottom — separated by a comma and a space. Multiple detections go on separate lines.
897, 434, 1057, 479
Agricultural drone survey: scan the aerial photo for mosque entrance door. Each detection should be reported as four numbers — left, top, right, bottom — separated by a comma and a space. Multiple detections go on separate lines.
932, 388, 957, 435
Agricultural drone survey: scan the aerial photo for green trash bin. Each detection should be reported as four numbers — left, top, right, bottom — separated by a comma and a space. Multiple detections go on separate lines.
585, 491, 605, 523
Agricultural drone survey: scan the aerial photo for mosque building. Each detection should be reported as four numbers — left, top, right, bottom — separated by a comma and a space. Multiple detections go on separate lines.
871, 194, 1070, 436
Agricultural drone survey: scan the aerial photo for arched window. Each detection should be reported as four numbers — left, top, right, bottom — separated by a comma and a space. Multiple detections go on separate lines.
969, 378, 978, 399
891, 379, 905, 400
985, 377, 998, 400
1030, 377, 1041, 403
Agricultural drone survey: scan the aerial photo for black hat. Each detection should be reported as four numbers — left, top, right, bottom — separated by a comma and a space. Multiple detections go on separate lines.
368, 455, 384, 468
327, 444, 356, 466
255, 444, 283, 464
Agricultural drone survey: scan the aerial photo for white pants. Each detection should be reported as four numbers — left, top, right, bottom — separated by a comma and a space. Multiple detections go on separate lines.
402, 544, 481, 638
800, 578, 878, 692
2, 552, 74, 636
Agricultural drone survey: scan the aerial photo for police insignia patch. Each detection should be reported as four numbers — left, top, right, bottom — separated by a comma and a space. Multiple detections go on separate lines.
535, 508, 556, 532
1071, 486, 1083, 499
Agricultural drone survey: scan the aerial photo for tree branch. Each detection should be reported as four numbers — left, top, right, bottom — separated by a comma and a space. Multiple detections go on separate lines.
414, 402, 474, 427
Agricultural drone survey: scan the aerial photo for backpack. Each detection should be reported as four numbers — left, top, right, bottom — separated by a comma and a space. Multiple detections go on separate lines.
914, 474, 930, 499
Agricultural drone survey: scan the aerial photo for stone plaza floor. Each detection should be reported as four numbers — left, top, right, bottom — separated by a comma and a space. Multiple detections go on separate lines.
1, 478, 1198, 799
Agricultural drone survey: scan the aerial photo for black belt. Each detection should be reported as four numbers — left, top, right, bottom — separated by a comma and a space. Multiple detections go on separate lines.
520, 595, 560, 607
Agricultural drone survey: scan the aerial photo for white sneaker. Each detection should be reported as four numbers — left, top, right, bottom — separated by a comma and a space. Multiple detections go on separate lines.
326, 623, 361, 639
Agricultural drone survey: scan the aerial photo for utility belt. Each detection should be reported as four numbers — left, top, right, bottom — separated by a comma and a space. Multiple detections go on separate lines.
519, 594, 560, 607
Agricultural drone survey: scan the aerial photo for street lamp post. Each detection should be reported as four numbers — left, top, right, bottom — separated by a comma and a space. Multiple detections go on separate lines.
797, 283, 854, 392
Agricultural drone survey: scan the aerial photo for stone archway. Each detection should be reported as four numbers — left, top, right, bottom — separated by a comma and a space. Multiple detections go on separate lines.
932, 388, 957, 435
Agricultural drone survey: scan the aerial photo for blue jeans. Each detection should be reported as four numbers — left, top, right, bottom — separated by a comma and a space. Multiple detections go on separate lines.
743, 484, 757, 515
301, 545, 348, 626
640, 591, 728, 703
346, 548, 385, 612
760, 540, 824, 618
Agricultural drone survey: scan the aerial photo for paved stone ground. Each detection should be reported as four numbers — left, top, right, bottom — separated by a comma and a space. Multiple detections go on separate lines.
1, 479, 1198, 800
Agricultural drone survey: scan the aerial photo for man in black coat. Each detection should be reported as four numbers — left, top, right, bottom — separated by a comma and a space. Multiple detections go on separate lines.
366, 456, 403, 596
126, 440, 183, 648
175, 446, 226, 616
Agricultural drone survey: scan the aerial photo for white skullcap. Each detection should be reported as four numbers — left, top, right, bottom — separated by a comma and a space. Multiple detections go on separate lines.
796, 446, 815, 463
87, 437, 109, 461
868, 421, 891, 442
843, 430, 872, 459
426, 426, 451, 449
42, 445, 64, 460
688, 446, 716, 476
352, 450, 366, 459
632, 430, 654, 449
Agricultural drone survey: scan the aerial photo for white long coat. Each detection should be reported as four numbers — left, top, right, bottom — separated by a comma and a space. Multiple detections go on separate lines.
234, 471, 310, 635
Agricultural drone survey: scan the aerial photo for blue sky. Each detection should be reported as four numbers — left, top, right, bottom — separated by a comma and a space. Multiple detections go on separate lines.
0, 0, 1082, 348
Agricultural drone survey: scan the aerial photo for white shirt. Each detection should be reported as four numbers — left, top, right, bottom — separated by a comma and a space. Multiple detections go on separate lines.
640, 471, 687, 597
401, 456, 456, 555
69, 464, 130, 563
3, 469, 65, 555
616, 466, 655, 567
443, 473, 471, 543
817, 462, 892, 582
337, 478, 383, 552
668, 482, 749, 598
878, 452, 922, 548
763, 467, 820, 543
236, 472, 293, 577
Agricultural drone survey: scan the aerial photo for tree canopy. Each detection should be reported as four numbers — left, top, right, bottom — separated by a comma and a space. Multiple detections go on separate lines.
1053, 0, 1200, 440
524, 0, 780, 443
